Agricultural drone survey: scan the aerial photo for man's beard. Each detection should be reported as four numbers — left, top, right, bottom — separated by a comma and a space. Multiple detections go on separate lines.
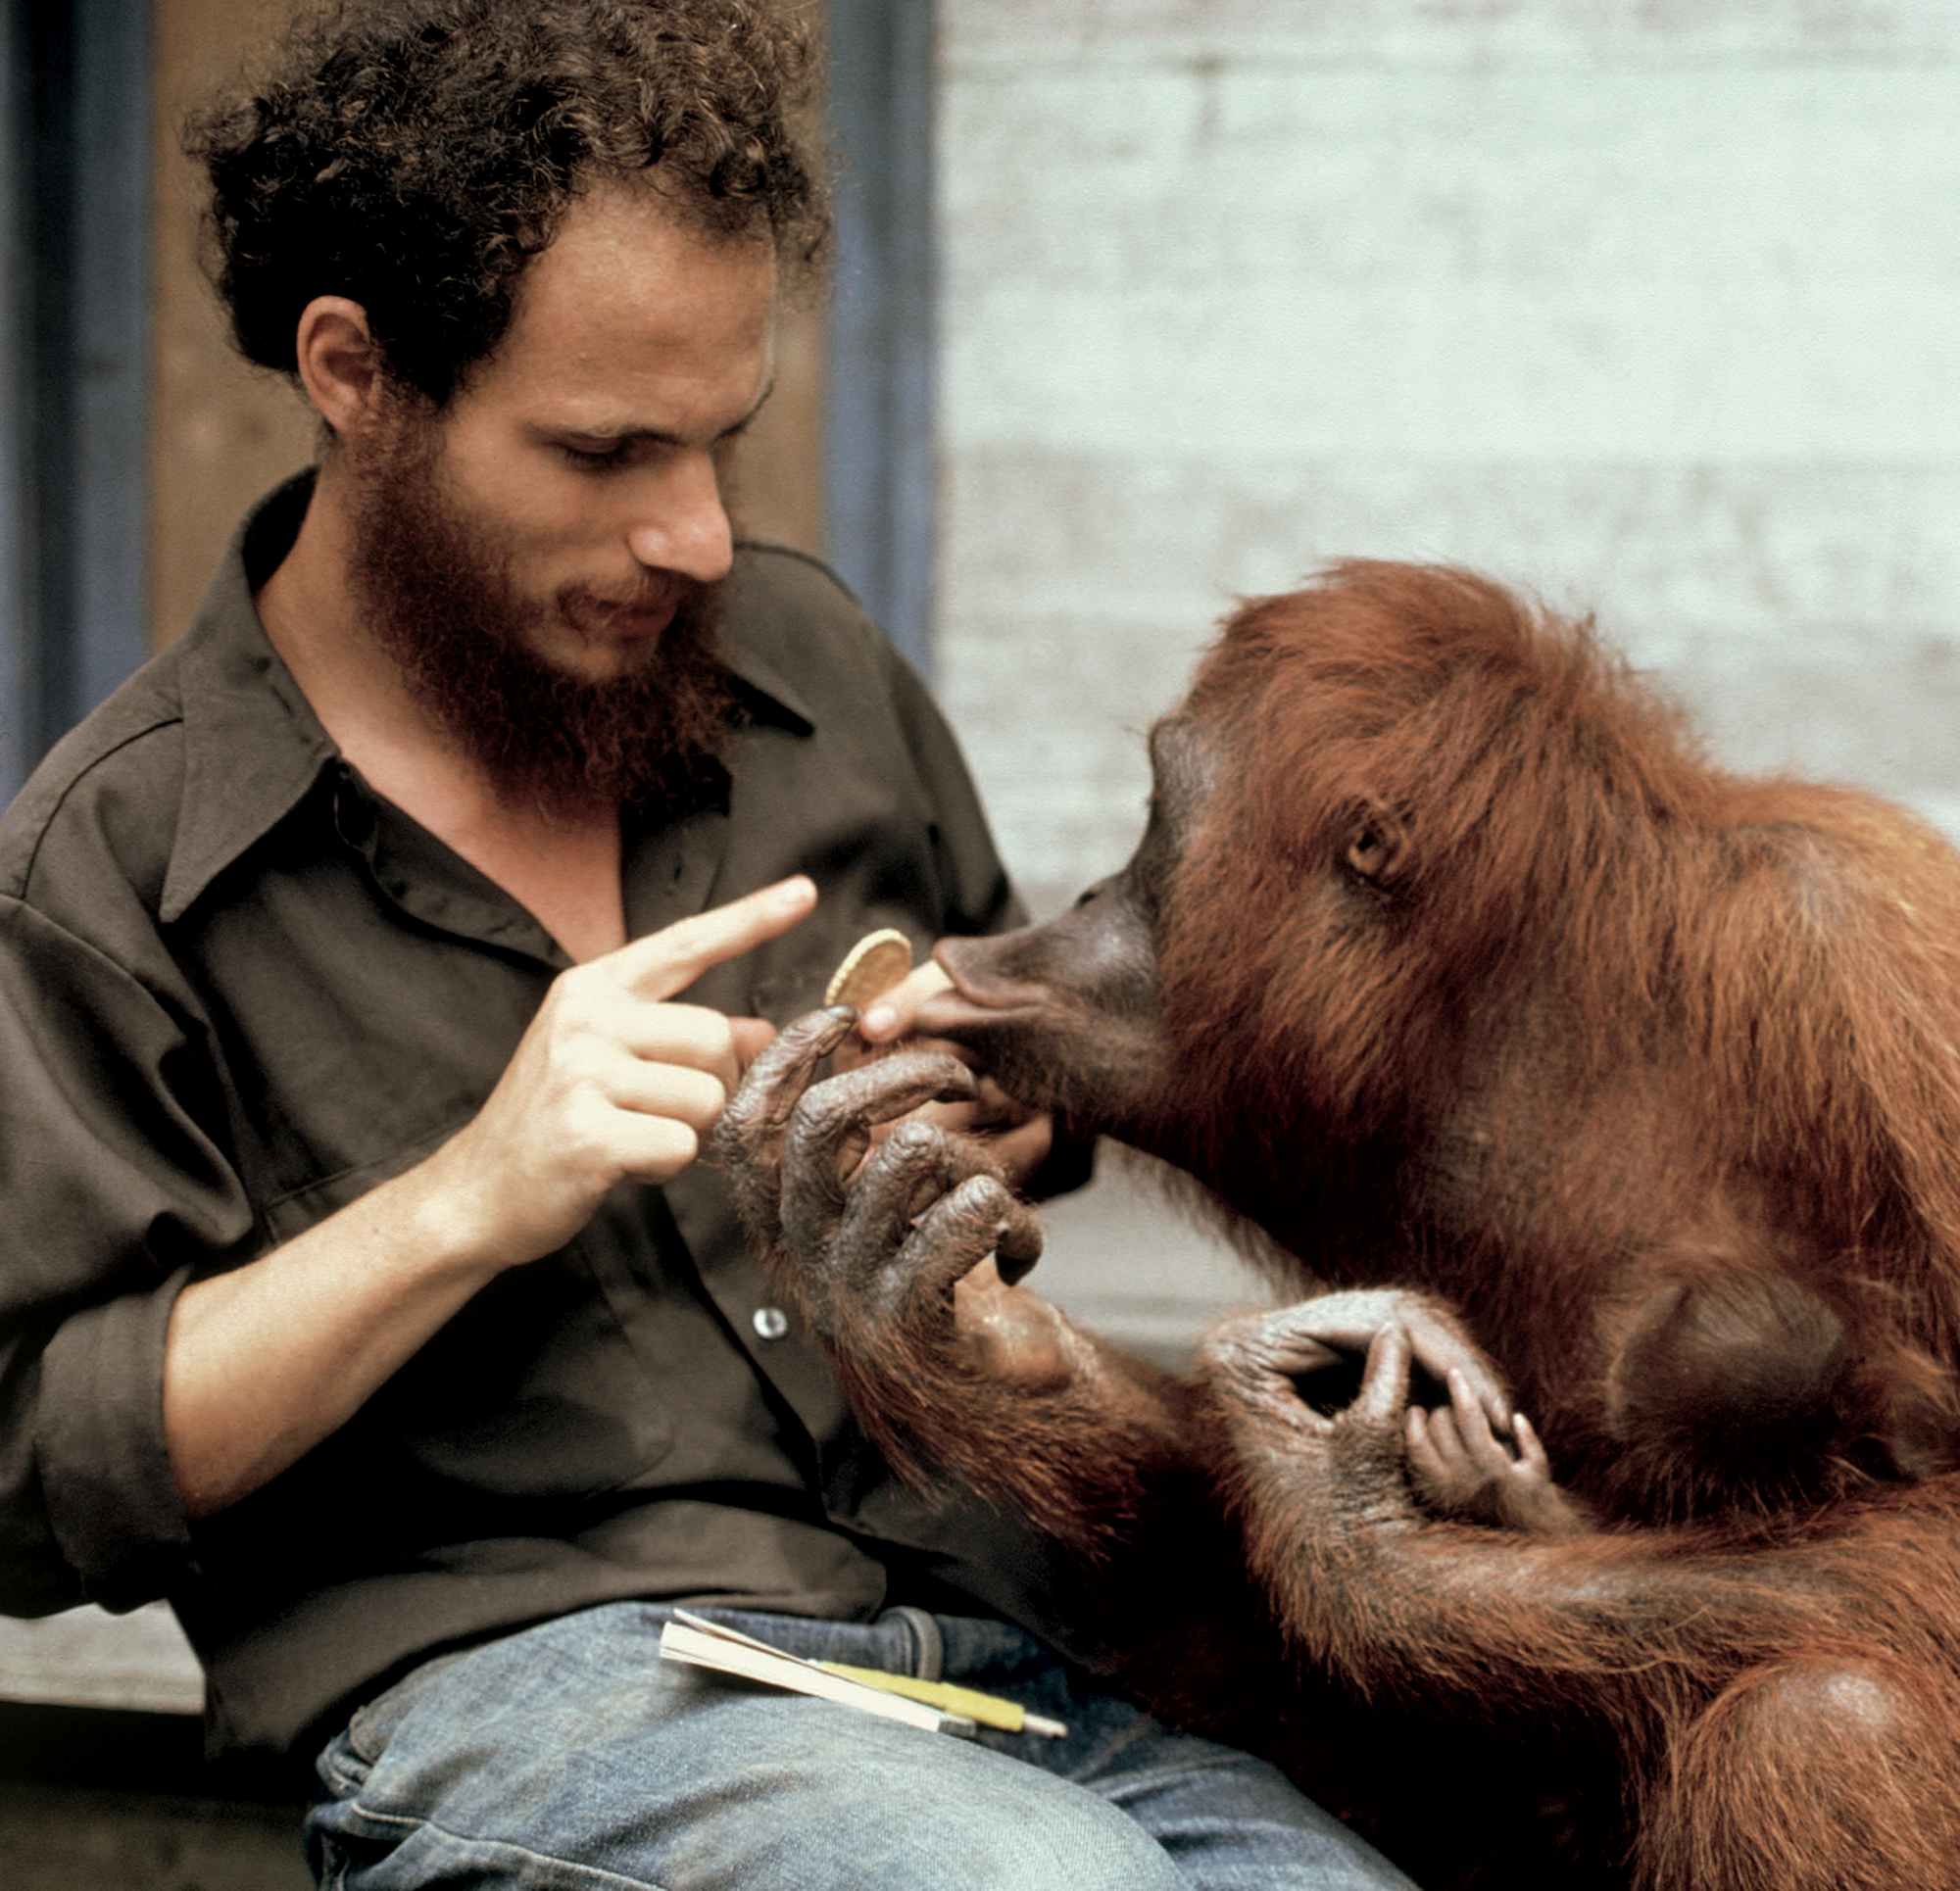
346, 416, 738, 820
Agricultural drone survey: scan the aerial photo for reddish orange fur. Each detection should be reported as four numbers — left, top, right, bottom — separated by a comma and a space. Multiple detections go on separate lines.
731, 561, 1960, 1888
1165, 563, 1960, 1495
1165, 564, 1960, 1887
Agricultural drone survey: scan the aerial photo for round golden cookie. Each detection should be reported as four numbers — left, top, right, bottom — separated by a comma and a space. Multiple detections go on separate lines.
824, 928, 913, 1008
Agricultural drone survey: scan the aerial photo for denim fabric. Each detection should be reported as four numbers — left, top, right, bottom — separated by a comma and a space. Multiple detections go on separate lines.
306, 1602, 1418, 1890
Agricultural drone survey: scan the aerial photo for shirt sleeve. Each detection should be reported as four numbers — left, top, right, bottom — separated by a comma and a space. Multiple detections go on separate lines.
0, 898, 255, 1615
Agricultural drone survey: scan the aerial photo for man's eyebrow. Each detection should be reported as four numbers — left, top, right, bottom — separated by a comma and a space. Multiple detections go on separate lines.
550, 378, 779, 451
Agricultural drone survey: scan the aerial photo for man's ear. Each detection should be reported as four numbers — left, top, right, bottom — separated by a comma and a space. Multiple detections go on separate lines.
293, 296, 383, 436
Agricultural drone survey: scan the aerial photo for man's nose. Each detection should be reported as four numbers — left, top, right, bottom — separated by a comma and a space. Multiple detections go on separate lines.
626, 451, 735, 583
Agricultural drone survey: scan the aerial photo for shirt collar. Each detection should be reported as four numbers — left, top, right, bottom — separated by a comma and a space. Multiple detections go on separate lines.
159, 470, 816, 925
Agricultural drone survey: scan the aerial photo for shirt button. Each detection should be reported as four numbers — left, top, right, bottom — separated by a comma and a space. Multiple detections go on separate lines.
752, 1305, 790, 1341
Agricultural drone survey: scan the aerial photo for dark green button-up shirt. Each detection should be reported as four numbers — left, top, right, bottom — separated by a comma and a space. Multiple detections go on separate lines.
0, 476, 1083, 1757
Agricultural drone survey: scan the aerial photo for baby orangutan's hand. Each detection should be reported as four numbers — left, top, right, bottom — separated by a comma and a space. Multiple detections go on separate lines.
1405, 1367, 1594, 1536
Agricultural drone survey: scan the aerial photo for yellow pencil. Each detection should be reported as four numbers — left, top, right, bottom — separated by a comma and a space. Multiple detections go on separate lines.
817, 1662, 1068, 1737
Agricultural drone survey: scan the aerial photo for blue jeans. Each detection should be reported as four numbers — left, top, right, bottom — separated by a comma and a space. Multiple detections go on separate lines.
305, 1602, 1418, 1889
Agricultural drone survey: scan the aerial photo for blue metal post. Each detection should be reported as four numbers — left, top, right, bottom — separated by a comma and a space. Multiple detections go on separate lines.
824, 0, 937, 677
0, 0, 151, 801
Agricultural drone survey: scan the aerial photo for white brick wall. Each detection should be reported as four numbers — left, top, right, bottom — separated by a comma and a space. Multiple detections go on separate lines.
933, 0, 1960, 1329
936, 1, 1960, 918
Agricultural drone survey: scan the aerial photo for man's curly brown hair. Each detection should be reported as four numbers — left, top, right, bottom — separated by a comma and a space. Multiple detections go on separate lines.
188, 0, 829, 405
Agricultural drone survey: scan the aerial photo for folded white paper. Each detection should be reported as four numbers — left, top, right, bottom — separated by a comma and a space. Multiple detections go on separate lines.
658, 1612, 976, 1736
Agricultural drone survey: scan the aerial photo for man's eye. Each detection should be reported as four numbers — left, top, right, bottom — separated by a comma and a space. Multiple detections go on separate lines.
560, 441, 628, 470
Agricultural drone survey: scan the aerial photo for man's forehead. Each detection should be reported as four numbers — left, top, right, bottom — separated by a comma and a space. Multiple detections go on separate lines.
534, 172, 777, 282
496, 182, 774, 343
455, 172, 777, 414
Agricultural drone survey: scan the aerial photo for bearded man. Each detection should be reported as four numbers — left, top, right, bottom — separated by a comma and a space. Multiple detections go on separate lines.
0, 5, 1413, 1887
